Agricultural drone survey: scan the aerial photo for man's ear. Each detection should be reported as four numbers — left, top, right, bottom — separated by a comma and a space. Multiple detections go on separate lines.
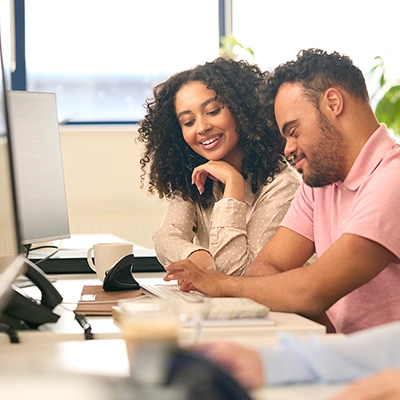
321, 88, 344, 116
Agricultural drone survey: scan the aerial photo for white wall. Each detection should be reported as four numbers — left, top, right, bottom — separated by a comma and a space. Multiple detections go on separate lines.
59, 125, 168, 249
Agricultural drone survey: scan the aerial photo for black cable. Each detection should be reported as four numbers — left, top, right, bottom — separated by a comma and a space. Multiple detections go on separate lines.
0, 321, 20, 343
29, 245, 59, 252
74, 312, 94, 340
34, 247, 60, 265
24, 244, 60, 266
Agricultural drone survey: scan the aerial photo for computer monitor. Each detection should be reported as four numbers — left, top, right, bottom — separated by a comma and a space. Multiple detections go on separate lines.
6, 90, 70, 250
0, 38, 29, 315
0, 36, 63, 329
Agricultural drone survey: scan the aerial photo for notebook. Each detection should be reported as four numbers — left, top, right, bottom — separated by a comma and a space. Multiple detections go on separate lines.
75, 285, 144, 315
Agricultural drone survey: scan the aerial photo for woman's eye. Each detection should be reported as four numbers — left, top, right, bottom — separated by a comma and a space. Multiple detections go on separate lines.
206, 107, 222, 117
183, 119, 195, 127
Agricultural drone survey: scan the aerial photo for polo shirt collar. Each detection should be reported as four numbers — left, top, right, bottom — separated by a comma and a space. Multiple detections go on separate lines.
338, 124, 395, 191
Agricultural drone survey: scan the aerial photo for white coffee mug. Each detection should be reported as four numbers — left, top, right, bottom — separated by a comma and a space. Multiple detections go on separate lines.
87, 242, 133, 281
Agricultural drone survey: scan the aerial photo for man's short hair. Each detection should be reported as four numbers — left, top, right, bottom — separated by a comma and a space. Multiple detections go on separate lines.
265, 48, 370, 108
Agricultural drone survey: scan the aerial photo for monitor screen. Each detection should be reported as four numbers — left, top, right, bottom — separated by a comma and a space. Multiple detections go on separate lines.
6, 91, 70, 247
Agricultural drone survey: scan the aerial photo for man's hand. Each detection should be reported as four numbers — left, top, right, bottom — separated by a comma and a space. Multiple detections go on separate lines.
178, 250, 216, 292
164, 259, 229, 297
194, 341, 264, 390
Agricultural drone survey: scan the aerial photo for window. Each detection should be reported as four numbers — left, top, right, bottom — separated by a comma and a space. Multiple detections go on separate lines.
23, 0, 220, 123
0, 0, 11, 89
231, 0, 400, 103
7, 0, 400, 123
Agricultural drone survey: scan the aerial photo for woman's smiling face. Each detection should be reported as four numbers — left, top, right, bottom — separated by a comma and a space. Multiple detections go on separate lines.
175, 81, 241, 166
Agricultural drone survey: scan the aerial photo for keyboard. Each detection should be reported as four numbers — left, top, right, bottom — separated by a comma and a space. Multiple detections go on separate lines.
140, 283, 205, 303
139, 282, 271, 320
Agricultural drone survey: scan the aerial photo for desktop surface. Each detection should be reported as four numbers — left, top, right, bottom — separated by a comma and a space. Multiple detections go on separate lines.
0, 273, 331, 400
1, 272, 325, 345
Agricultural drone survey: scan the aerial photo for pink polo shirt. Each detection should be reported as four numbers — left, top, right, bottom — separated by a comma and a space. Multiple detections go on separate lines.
281, 124, 400, 333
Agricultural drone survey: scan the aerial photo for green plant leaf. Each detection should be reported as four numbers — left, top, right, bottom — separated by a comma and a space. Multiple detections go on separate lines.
380, 74, 386, 87
219, 34, 254, 61
375, 85, 400, 136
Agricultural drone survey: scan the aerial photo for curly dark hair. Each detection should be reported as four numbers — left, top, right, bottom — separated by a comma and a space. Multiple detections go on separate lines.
137, 57, 285, 208
263, 48, 370, 131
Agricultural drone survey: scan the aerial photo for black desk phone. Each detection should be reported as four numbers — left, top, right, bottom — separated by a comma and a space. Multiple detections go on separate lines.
1, 261, 63, 330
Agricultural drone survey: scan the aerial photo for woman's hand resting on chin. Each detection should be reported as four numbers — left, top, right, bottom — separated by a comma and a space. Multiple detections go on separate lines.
192, 160, 244, 201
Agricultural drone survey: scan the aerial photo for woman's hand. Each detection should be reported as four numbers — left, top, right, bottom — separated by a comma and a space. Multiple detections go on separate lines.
192, 160, 245, 201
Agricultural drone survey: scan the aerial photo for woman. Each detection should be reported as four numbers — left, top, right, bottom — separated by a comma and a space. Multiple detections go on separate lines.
137, 57, 300, 279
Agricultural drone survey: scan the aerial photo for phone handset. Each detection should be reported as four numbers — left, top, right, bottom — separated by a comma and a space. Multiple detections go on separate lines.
1, 261, 63, 330
25, 260, 63, 308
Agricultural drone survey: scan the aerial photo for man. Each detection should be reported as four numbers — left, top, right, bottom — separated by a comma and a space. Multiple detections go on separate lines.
164, 48, 400, 334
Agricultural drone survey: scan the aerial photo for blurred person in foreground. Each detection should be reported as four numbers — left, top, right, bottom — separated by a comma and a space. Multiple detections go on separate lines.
196, 321, 400, 399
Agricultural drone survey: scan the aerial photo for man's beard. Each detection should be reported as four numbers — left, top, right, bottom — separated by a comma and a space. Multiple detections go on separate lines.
302, 112, 346, 188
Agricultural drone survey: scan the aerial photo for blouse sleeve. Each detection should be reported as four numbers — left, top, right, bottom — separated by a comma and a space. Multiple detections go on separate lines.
152, 194, 208, 267
210, 165, 301, 276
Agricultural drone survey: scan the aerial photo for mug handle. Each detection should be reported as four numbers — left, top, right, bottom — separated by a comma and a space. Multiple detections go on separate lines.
86, 247, 96, 272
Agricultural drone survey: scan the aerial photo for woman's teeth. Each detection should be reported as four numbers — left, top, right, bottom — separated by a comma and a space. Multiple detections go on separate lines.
202, 136, 219, 146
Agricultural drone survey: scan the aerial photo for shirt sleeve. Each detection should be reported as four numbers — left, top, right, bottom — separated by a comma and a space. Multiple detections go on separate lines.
152, 194, 208, 267
259, 321, 400, 386
279, 181, 315, 242
210, 165, 301, 275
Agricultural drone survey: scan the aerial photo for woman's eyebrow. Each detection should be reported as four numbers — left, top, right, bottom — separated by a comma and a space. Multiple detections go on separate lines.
177, 109, 191, 119
201, 96, 219, 108
177, 96, 219, 119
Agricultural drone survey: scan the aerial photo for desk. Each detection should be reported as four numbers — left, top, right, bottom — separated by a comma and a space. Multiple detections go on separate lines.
1, 273, 325, 344
0, 273, 335, 399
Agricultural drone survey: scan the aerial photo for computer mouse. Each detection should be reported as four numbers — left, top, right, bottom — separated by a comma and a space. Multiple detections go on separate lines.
102, 254, 141, 292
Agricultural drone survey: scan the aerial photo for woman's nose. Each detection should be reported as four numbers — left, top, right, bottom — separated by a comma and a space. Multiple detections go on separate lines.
197, 117, 212, 134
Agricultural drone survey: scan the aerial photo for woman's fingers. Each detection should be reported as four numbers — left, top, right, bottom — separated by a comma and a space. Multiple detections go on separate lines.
192, 161, 231, 194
